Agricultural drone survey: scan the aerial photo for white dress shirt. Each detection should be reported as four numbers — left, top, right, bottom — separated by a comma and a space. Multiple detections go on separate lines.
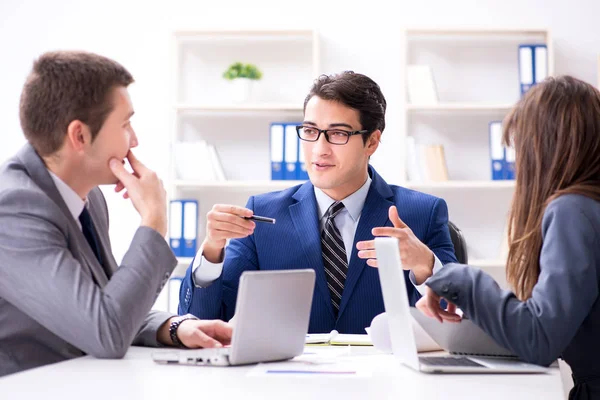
48, 170, 86, 231
193, 177, 443, 294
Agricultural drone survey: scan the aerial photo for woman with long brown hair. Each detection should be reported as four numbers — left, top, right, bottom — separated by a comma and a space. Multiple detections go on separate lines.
407, 75, 600, 399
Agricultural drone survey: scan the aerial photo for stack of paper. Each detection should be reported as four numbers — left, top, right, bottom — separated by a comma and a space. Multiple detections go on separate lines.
405, 139, 450, 182
173, 140, 226, 181
406, 65, 439, 105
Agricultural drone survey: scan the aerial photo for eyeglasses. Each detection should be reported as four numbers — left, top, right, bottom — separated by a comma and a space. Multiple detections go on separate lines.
295, 125, 369, 145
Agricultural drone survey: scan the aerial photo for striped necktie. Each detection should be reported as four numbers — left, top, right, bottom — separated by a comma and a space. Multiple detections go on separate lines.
321, 201, 348, 316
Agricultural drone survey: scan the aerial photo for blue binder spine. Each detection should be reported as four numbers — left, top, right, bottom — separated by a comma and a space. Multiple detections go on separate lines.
533, 44, 548, 85
504, 146, 516, 180
284, 123, 298, 180
518, 45, 534, 96
297, 129, 309, 180
270, 123, 284, 180
169, 200, 183, 257
182, 199, 198, 258
489, 121, 505, 181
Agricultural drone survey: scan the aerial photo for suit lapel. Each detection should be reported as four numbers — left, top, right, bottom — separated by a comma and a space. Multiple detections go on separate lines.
17, 144, 110, 286
338, 166, 394, 318
289, 182, 335, 319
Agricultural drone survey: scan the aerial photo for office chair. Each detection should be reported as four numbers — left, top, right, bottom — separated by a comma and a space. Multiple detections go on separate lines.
448, 221, 468, 264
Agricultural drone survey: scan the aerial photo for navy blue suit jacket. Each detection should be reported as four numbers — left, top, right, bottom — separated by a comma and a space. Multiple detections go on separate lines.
179, 166, 457, 333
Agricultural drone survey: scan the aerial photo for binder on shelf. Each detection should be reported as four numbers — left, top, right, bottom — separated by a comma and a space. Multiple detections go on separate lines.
182, 200, 198, 258
169, 200, 183, 257
489, 121, 505, 181
168, 276, 183, 314
284, 124, 298, 180
504, 146, 516, 180
518, 45, 534, 95
534, 45, 548, 84
270, 123, 284, 180
518, 44, 548, 96
297, 134, 309, 180
406, 65, 439, 105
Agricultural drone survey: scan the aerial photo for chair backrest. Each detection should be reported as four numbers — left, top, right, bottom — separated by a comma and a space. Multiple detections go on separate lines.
448, 221, 468, 264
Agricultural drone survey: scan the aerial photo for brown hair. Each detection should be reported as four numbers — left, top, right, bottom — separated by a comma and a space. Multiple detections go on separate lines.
504, 75, 600, 300
304, 71, 386, 143
19, 51, 134, 156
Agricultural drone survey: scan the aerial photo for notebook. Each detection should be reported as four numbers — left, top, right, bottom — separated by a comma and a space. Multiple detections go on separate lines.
306, 331, 372, 346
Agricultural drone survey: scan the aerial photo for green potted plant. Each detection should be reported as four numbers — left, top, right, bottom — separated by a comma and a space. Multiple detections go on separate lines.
222, 62, 263, 102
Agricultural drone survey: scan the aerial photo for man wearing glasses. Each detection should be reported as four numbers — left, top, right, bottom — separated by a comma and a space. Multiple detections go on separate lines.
179, 71, 456, 334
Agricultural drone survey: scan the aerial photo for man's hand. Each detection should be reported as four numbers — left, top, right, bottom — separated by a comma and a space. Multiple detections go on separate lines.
176, 319, 233, 348
416, 287, 461, 323
202, 204, 255, 263
356, 205, 435, 284
109, 151, 167, 236
157, 318, 233, 348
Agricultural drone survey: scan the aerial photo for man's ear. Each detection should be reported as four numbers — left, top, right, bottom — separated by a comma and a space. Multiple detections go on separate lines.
65, 120, 91, 152
365, 130, 381, 156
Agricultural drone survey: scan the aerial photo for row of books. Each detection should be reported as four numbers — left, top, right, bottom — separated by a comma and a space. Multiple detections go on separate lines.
406, 43, 548, 104
489, 121, 515, 180
169, 199, 198, 257
405, 138, 449, 182
270, 122, 309, 181
174, 122, 311, 182
405, 121, 516, 183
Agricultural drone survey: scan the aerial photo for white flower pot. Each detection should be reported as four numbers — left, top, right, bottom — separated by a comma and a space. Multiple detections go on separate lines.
230, 78, 254, 103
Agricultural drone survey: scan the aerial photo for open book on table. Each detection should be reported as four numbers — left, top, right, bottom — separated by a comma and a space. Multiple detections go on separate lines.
305, 330, 372, 346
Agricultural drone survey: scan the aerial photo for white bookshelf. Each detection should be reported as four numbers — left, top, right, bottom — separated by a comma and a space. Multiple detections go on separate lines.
174, 180, 303, 191
402, 28, 553, 288
156, 29, 320, 313
406, 103, 515, 112
169, 29, 320, 264
175, 103, 303, 113
407, 180, 515, 190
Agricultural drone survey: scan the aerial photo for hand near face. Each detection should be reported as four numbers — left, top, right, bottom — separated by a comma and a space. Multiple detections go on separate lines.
356, 205, 435, 284
109, 151, 167, 236
202, 204, 256, 263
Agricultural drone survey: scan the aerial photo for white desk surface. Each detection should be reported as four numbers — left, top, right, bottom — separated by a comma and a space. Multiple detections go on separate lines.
0, 346, 563, 400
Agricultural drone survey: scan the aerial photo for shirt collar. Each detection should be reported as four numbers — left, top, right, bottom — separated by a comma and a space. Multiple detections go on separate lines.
48, 170, 86, 221
314, 176, 372, 222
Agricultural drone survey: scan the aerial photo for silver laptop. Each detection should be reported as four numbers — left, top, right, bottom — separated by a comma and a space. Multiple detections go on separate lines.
152, 269, 315, 366
374, 237, 547, 374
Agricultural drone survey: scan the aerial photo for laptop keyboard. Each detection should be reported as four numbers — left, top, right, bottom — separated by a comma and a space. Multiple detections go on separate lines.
419, 356, 485, 368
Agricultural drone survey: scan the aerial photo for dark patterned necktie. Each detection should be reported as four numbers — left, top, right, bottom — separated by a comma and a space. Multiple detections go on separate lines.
321, 201, 348, 316
79, 207, 107, 277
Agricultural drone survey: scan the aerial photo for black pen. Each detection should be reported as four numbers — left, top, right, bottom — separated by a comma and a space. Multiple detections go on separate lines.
243, 215, 276, 224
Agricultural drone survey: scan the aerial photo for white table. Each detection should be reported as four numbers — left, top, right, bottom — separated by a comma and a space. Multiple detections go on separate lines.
0, 346, 563, 399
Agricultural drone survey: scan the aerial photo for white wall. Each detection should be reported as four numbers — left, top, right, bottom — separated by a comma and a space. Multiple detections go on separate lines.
1, 0, 599, 261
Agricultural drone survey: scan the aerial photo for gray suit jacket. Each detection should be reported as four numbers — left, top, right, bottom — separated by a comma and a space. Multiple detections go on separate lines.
0, 144, 177, 377
427, 194, 600, 378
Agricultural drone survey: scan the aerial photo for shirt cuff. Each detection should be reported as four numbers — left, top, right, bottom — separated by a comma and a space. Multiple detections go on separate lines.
191, 244, 224, 288
409, 254, 443, 296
